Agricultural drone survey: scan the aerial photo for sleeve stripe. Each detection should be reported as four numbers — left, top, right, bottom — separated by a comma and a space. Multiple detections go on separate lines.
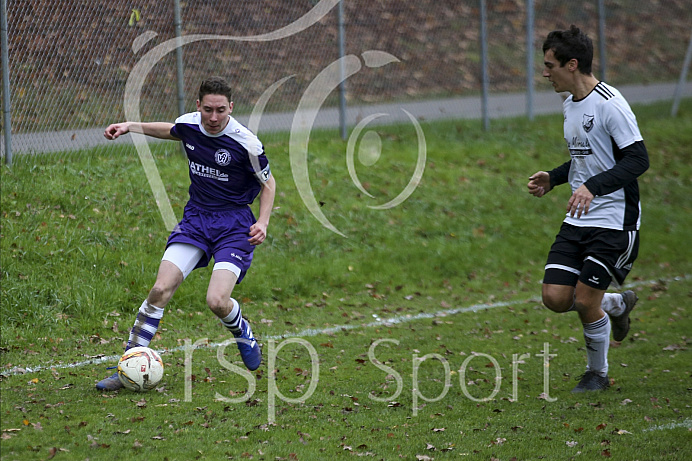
594, 82, 615, 100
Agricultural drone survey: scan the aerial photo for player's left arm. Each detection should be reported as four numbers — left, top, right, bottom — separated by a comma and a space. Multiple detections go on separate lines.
568, 142, 649, 218
583, 140, 649, 196
248, 175, 276, 246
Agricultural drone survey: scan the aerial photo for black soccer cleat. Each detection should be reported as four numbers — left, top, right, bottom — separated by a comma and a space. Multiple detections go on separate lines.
610, 290, 638, 342
572, 371, 610, 393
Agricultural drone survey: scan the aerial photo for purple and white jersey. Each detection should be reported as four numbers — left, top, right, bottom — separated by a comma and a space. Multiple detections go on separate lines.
170, 112, 271, 210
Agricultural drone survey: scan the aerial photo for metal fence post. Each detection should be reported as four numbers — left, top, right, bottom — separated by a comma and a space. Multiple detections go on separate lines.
480, 0, 489, 131
526, 0, 534, 121
174, 0, 185, 117
338, 0, 347, 140
598, 0, 607, 82
1, 0, 12, 166
671, 30, 692, 117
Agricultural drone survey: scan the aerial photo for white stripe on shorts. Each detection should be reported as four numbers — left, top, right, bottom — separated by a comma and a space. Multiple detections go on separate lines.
213, 262, 242, 278
615, 231, 636, 269
544, 263, 581, 276
585, 256, 617, 281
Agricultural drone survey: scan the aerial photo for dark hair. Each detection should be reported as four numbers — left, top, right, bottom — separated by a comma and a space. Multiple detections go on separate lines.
542, 25, 593, 74
198, 76, 232, 102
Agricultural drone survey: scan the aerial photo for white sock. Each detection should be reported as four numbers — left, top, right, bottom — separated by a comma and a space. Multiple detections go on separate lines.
583, 314, 611, 377
219, 298, 243, 335
601, 293, 625, 317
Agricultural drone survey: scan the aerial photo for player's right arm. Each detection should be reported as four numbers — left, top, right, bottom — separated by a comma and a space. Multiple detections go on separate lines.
527, 160, 571, 198
104, 122, 179, 141
528, 171, 551, 197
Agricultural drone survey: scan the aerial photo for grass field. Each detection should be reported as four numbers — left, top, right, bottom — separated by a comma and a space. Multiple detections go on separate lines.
1, 99, 691, 460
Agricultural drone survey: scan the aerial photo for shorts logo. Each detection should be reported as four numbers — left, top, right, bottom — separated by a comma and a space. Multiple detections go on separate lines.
582, 114, 595, 133
215, 149, 232, 166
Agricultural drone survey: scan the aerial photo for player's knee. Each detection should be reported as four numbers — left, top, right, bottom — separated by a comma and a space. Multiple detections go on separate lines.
541, 286, 573, 313
206, 294, 229, 317
542, 297, 570, 313
148, 284, 174, 306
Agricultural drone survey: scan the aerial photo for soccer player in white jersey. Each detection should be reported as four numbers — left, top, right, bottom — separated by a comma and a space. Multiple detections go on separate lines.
96, 77, 276, 391
527, 26, 649, 392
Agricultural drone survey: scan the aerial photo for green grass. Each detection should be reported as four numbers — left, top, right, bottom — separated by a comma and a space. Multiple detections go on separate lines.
1, 99, 691, 460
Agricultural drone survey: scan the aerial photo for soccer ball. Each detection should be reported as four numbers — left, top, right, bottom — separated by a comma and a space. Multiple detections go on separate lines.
117, 346, 164, 392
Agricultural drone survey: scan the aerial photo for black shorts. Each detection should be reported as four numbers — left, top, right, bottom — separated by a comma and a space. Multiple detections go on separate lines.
543, 222, 639, 290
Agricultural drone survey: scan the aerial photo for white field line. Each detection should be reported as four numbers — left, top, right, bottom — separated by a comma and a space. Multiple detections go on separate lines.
1, 275, 688, 379
642, 418, 692, 431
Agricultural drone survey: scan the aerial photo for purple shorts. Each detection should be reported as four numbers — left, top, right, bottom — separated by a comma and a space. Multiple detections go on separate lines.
166, 202, 256, 283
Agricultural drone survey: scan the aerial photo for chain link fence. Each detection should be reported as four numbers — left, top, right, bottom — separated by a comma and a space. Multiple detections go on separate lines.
2, 0, 691, 161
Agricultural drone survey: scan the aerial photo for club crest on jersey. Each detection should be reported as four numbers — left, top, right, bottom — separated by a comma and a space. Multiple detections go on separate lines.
582, 114, 595, 133
214, 149, 232, 166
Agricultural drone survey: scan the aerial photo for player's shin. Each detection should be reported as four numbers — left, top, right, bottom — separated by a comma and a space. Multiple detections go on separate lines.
582, 314, 611, 376
219, 297, 243, 335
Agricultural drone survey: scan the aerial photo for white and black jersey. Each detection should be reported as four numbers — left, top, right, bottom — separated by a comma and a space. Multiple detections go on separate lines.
549, 82, 649, 231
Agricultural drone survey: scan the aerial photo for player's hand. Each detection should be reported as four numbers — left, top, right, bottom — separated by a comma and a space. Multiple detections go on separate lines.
104, 122, 130, 140
248, 222, 268, 245
528, 171, 551, 197
567, 184, 594, 218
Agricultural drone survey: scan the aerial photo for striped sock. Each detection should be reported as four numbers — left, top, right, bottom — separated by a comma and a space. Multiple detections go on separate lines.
219, 298, 243, 336
583, 314, 611, 377
126, 300, 164, 350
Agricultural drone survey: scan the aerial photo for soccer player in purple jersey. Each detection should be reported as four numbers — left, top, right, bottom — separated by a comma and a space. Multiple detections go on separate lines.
96, 77, 275, 391
527, 26, 648, 392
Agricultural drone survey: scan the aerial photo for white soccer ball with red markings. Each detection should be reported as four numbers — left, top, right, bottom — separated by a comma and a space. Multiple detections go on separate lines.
117, 347, 164, 392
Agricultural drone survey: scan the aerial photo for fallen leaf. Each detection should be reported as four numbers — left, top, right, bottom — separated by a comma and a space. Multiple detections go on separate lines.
596, 423, 607, 431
